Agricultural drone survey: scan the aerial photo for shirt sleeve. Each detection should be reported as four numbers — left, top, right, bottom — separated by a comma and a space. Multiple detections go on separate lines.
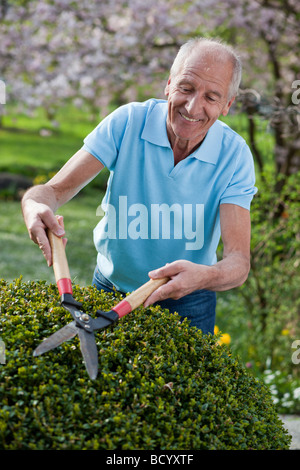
219, 143, 257, 210
82, 104, 130, 171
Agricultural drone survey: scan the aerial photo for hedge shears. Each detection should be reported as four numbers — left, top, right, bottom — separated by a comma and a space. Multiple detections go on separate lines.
33, 230, 168, 380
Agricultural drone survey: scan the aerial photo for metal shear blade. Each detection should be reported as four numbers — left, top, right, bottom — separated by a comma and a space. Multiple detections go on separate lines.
77, 327, 98, 380
33, 321, 78, 356
33, 295, 118, 380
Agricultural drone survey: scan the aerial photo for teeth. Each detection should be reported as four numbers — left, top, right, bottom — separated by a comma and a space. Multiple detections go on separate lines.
181, 113, 199, 122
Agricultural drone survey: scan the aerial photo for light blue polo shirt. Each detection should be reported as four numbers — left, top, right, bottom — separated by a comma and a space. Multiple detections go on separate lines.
83, 99, 257, 292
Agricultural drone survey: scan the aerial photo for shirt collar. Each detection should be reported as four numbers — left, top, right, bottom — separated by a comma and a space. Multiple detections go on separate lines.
141, 100, 223, 165
141, 100, 170, 148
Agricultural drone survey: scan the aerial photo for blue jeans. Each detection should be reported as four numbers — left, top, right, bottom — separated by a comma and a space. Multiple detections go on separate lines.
92, 267, 216, 335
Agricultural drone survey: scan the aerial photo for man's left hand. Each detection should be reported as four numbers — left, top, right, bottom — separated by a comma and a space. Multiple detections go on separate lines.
144, 260, 212, 306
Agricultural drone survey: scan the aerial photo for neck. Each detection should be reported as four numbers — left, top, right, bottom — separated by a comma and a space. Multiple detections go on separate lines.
166, 123, 207, 165
171, 136, 205, 165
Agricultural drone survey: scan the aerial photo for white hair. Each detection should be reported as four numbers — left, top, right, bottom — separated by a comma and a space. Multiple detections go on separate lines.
170, 37, 242, 100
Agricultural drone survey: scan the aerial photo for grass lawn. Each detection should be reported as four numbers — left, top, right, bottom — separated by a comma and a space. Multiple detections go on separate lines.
0, 105, 99, 172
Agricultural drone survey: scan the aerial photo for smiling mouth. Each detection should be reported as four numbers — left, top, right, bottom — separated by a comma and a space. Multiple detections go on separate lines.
179, 112, 201, 122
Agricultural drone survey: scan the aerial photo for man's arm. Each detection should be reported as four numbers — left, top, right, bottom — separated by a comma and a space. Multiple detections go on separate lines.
21, 148, 104, 265
144, 203, 251, 306
205, 203, 251, 290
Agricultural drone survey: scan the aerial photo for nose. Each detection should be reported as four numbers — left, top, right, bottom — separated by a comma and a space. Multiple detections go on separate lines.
185, 92, 204, 118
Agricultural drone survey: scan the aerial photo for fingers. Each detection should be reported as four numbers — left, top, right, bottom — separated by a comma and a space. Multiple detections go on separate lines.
46, 215, 68, 264
26, 207, 66, 267
56, 215, 68, 249
35, 229, 52, 267
144, 260, 206, 307
144, 278, 178, 307
144, 261, 188, 307
48, 213, 65, 237
148, 262, 181, 280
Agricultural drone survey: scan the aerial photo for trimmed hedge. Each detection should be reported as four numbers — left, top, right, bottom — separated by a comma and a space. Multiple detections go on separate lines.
0, 278, 291, 450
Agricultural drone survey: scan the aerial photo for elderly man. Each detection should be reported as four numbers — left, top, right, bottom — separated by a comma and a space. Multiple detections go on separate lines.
22, 37, 257, 334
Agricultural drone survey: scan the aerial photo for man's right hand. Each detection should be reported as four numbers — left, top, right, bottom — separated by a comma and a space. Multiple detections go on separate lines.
22, 200, 65, 266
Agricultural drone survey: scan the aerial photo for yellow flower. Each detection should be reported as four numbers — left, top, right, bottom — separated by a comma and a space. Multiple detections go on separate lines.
214, 325, 231, 345
218, 333, 231, 345
281, 329, 289, 336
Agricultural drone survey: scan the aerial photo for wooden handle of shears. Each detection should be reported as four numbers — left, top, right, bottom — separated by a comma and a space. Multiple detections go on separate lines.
125, 277, 169, 310
47, 229, 73, 295
112, 277, 169, 318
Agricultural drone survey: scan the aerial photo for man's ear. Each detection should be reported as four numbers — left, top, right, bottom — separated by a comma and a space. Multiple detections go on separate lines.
222, 96, 235, 116
164, 76, 171, 97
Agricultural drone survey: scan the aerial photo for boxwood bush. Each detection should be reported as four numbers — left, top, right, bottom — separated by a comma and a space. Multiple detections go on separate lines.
0, 278, 291, 450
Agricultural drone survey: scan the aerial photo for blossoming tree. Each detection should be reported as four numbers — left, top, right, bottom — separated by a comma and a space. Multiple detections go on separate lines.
1, 0, 299, 176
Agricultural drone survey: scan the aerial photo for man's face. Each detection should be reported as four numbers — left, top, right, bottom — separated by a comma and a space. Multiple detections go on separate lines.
165, 48, 235, 150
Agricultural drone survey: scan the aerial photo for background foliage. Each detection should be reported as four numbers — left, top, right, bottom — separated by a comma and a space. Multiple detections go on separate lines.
1, 0, 299, 175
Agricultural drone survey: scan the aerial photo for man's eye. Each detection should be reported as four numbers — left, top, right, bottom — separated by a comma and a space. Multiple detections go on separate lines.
206, 96, 216, 102
180, 86, 192, 93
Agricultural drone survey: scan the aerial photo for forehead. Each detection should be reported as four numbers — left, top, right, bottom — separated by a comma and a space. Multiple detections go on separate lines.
175, 47, 233, 91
